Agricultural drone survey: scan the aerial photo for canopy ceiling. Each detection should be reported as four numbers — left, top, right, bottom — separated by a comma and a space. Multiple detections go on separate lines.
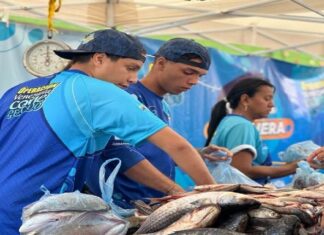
1, 0, 324, 61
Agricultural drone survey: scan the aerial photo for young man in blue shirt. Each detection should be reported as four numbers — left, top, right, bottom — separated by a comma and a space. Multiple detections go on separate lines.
0, 30, 215, 234
86, 38, 230, 208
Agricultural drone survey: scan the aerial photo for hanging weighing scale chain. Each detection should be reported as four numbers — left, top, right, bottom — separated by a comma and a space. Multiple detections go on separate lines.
23, 0, 71, 77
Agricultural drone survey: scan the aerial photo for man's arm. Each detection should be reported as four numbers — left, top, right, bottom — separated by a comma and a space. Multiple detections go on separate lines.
124, 159, 184, 195
147, 127, 216, 185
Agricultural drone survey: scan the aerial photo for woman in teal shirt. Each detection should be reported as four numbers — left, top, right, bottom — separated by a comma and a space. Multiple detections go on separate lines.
206, 75, 299, 184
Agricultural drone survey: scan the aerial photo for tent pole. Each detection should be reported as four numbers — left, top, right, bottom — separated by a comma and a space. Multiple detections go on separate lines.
227, 11, 324, 23
254, 29, 324, 60
129, 0, 281, 34
290, 0, 324, 17
250, 38, 324, 55
120, 0, 207, 13
178, 25, 247, 54
156, 26, 250, 35
106, 0, 115, 28
258, 26, 324, 36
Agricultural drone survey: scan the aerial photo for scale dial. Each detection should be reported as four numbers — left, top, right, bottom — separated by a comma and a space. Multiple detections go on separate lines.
23, 39, 70, 77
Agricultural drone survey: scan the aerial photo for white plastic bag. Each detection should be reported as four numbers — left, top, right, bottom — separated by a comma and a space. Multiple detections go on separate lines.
205, 156, 261, 186
279, 140, 320, 163
292, 161, 324, 189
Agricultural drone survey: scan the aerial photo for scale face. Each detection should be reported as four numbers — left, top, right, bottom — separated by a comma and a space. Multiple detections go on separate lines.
23, 39, 71, 77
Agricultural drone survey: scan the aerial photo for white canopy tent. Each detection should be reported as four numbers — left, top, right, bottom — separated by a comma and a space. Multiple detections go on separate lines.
1, 0, 324, 60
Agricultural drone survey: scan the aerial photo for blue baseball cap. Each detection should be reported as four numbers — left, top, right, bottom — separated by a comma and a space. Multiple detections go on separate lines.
54, 29, 146, 62
155, 38, 211, 70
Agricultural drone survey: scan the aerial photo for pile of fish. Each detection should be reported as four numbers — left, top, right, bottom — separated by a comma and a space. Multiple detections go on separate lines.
20, 191, 129, 235
129, 183, 324, 235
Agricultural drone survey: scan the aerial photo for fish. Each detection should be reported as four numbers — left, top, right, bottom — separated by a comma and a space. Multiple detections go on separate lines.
248, 214, 301, 234
23, 192, 109, 219
135, 198, 217, 234
132, 200, 155, 215
238, 184, 274, 194
248, 207, 281, 219
277, 196, 317, 206
169, 228, 246, 235
19, 211, 78, 234
20, 211, 128, 235
136, 191, 260, 234
216, 211, 249, 232
269, 190, 324, 200
154, 205, 221, 235
193, 184, 240, 192
261, 204, 315, 226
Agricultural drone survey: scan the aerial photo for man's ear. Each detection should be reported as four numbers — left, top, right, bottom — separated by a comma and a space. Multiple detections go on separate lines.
92, 53, 105, 65
156, 57, 167, 71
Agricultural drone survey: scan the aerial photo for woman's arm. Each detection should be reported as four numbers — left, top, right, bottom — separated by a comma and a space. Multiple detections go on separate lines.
231, 150, 298, 179
147, 127, 216, 185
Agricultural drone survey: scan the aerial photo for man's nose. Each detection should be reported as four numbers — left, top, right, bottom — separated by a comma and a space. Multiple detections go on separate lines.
188, 75, 200, 85
128, 74, 138, 84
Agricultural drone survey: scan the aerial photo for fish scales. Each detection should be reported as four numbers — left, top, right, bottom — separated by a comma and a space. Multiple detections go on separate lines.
23, 192, 109, 219
136, 191, 260, 234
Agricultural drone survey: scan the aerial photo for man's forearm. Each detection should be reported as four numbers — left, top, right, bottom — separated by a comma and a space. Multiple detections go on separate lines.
123, 159, 184, 195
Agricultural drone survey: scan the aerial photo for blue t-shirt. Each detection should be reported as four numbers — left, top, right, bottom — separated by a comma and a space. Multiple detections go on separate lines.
0, 70, 166, 234
87, 81, 175, 208
210, 114, 272, 184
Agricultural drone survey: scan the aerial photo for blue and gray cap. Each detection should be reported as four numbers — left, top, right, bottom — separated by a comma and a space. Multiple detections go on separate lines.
155, 38, 211, 70
54, 29, 146, 62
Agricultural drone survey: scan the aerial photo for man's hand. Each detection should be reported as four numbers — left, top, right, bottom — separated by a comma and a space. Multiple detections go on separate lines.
307, 147, 324, 169
199, 145, 233, 161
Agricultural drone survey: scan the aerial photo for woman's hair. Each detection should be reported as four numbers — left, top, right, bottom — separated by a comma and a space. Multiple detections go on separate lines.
205, 74, 275, 146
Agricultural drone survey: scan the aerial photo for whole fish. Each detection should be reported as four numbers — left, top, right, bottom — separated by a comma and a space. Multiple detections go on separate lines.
248, 214, 301, 234
23, 192, 109, 219
20, 211, 78, 234
135, 198, 216, 234
155, 205, 220, 235
238, 184, 274, 194
262, 204, 315, 226
169, 228, 246, 235
193, 184, 240, 192
136, 191, 260, 234
21, 211, 128, 235
248, 207, 281, 219
216, 211, 248, 232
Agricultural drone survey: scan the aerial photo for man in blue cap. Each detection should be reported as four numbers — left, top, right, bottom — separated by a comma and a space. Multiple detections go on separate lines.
0, 30, 215, 234
86, 38, 231, 208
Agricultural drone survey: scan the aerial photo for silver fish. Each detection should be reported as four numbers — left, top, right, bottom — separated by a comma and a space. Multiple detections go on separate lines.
155, 205, 220, 235
248, 214, 301, 234
262, 204, 315, 226
193, 184, 240, 192
21, 211, 128, 235
136, 191, 260, 234
248, 207, 281, 219
20, 212, 78, 234
169, 228, 246, 235
217, 211, 249, 232
23, 192, 109, 219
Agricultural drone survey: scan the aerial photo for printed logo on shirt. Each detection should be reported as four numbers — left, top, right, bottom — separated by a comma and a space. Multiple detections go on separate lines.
6, 83, 59, 119
138, 103, 147, 111
254, 118, 294, 140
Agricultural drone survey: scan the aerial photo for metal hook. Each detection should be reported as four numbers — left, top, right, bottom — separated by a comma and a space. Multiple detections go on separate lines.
47, 29, 53, 39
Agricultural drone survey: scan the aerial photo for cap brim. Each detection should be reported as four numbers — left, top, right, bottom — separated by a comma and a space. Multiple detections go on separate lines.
54, 50, 93, 60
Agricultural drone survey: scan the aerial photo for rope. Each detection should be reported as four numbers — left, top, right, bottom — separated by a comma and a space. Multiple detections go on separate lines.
47, 0, 62, 38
